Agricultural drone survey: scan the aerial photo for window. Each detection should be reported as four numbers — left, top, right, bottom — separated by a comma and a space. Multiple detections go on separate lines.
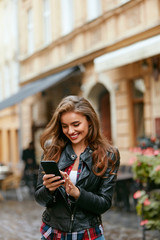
87, 0, 102, 21
119, 0, 131, 5
60, 0, 74, 35
27, 8, 34, 54
11, 61, 19, 94
4, 65, 11, 98
3, 6, 9, 45
10, 0, 17, 39
0, 130, 2, 162
131, 79, 145, 145
0, 72, 3, 101
99, 91, 112, 141
43, 0, 51, 45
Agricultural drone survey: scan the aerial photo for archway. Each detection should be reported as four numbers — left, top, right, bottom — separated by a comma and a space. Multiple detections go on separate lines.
88, 83, 112, 141
99, 90, 112, 141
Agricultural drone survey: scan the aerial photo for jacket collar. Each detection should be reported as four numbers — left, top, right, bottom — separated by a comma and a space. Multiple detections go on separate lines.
58, 143, 93, 170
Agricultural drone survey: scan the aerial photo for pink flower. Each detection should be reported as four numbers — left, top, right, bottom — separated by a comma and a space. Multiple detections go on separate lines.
129, 157, 137, 165
154, 150, 159, 156
144, 198, 151, 206
140, 219, 148, 226
133, 190, 142, 199
155, 165, 160, 171
143, 148, 154, 156
131, 147, 142, 153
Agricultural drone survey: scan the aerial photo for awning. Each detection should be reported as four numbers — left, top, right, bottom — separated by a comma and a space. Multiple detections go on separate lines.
0, 66, 80, 111
94, 35, 160, 72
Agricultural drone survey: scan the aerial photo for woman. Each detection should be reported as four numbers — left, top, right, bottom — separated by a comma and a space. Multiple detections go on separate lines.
35, 95, 120, 240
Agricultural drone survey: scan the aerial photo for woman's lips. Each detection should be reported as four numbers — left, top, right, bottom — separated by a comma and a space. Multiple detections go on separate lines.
69, 133, 79, 140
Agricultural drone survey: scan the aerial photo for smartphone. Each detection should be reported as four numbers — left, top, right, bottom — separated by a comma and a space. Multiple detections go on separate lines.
41, 160, 63, 180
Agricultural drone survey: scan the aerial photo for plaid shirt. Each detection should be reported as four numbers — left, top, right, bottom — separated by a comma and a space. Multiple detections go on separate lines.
40, 155, 103, 240
40, 222, 103, 240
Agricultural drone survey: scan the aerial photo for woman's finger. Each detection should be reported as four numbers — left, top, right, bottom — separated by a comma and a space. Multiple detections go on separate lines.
43, 174, 65, 187
46, 179, 65, 191
43, 174, 55, 181
60, 171, 68, 179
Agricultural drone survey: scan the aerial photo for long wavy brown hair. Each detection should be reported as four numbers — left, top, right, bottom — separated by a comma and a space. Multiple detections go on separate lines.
40, 95, 118, 176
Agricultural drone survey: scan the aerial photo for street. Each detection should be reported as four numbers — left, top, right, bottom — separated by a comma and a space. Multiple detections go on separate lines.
0, 198, 159, 240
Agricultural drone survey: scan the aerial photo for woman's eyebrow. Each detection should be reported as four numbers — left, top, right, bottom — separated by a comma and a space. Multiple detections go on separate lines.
72, 121, 80, 124
61, 120, 80, 125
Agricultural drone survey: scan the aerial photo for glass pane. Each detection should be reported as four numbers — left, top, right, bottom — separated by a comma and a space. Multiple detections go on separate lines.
87, 0, 102, 21
43, 0, 51, 45
132, 79, 145, 99
0, 72, 3, 101
27, 8, 34, 54
134, 102, 145, 143
60, 0, 74, 35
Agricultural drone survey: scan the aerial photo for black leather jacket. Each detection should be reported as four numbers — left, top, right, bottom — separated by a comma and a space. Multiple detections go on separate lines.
35, 144, 120, 232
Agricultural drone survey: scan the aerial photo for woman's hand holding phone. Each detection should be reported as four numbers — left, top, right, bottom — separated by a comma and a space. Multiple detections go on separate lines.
43, 174, 65, 192
41, 160, 65, 192
41, 161, 80, 198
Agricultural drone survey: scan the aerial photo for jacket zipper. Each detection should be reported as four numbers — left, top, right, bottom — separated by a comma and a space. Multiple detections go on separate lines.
69, 214, 74, 232
59, 188, 72, 212
59, 188, 77, 232
69, 206, 76, 232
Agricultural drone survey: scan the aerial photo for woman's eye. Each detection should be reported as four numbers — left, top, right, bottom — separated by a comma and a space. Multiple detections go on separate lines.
74, 123, 80, 127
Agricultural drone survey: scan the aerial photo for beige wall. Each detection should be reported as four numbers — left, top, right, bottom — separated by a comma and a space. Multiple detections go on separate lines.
0, 0, 20, 167
0, 107, 19, 166
17, 0, 160, 166
19, 0, 160, 84
81, 55, 160, 164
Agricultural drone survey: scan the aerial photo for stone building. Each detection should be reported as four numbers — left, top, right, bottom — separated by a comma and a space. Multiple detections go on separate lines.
0, 0, 20, 167
0, 0, 160, 166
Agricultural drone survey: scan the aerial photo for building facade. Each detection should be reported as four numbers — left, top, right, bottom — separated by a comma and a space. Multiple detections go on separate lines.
0, 0, 160, 166
0, 0, 20, 167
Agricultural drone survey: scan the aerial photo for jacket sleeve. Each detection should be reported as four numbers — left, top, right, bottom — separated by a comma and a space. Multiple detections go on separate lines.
76, 148, 120, 214
34, 162, 56, 207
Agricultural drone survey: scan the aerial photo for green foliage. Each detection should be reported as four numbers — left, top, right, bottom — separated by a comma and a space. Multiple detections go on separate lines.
150, 164, 160, 185
135, 190, 160, 230
132, 151, 160, 231
147, 220, 160, 231
132, 154, 160, 185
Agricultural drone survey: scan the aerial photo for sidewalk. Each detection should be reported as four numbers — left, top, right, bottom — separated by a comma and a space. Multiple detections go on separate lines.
102, 208, 160, 240
0, 198, 159, 240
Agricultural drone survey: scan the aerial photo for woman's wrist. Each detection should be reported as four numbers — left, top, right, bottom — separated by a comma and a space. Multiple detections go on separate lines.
74, 187, 80, 199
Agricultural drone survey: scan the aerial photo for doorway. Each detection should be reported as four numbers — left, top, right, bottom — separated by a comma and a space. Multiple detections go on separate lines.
99, 91, 112, 141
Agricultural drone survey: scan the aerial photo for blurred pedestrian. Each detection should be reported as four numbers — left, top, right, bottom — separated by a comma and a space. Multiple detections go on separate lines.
35, 95, 120, 240
22, 141, 37, 192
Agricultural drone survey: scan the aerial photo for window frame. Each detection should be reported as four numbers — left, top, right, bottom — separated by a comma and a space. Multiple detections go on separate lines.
43, 0, 51, 45
60, 0, 74, 36
86, 0, 102, 21
27, 8, 34, 54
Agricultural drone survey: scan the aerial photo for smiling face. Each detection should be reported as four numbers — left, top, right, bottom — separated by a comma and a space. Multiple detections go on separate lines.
61, 111, 90, 148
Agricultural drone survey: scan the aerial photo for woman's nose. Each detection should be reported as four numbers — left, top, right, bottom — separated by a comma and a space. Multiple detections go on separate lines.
68, 126, 74, 134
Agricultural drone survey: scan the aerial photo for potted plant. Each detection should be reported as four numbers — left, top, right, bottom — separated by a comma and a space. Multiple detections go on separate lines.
131, 147, 160, 231
133, 190, 160, 230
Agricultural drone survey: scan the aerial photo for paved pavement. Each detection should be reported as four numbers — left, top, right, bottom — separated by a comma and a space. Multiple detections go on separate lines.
102, 209, 160, 240
0, 194, 159, 240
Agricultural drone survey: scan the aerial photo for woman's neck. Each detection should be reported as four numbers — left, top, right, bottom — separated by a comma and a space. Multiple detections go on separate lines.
72, 144, 87, 157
